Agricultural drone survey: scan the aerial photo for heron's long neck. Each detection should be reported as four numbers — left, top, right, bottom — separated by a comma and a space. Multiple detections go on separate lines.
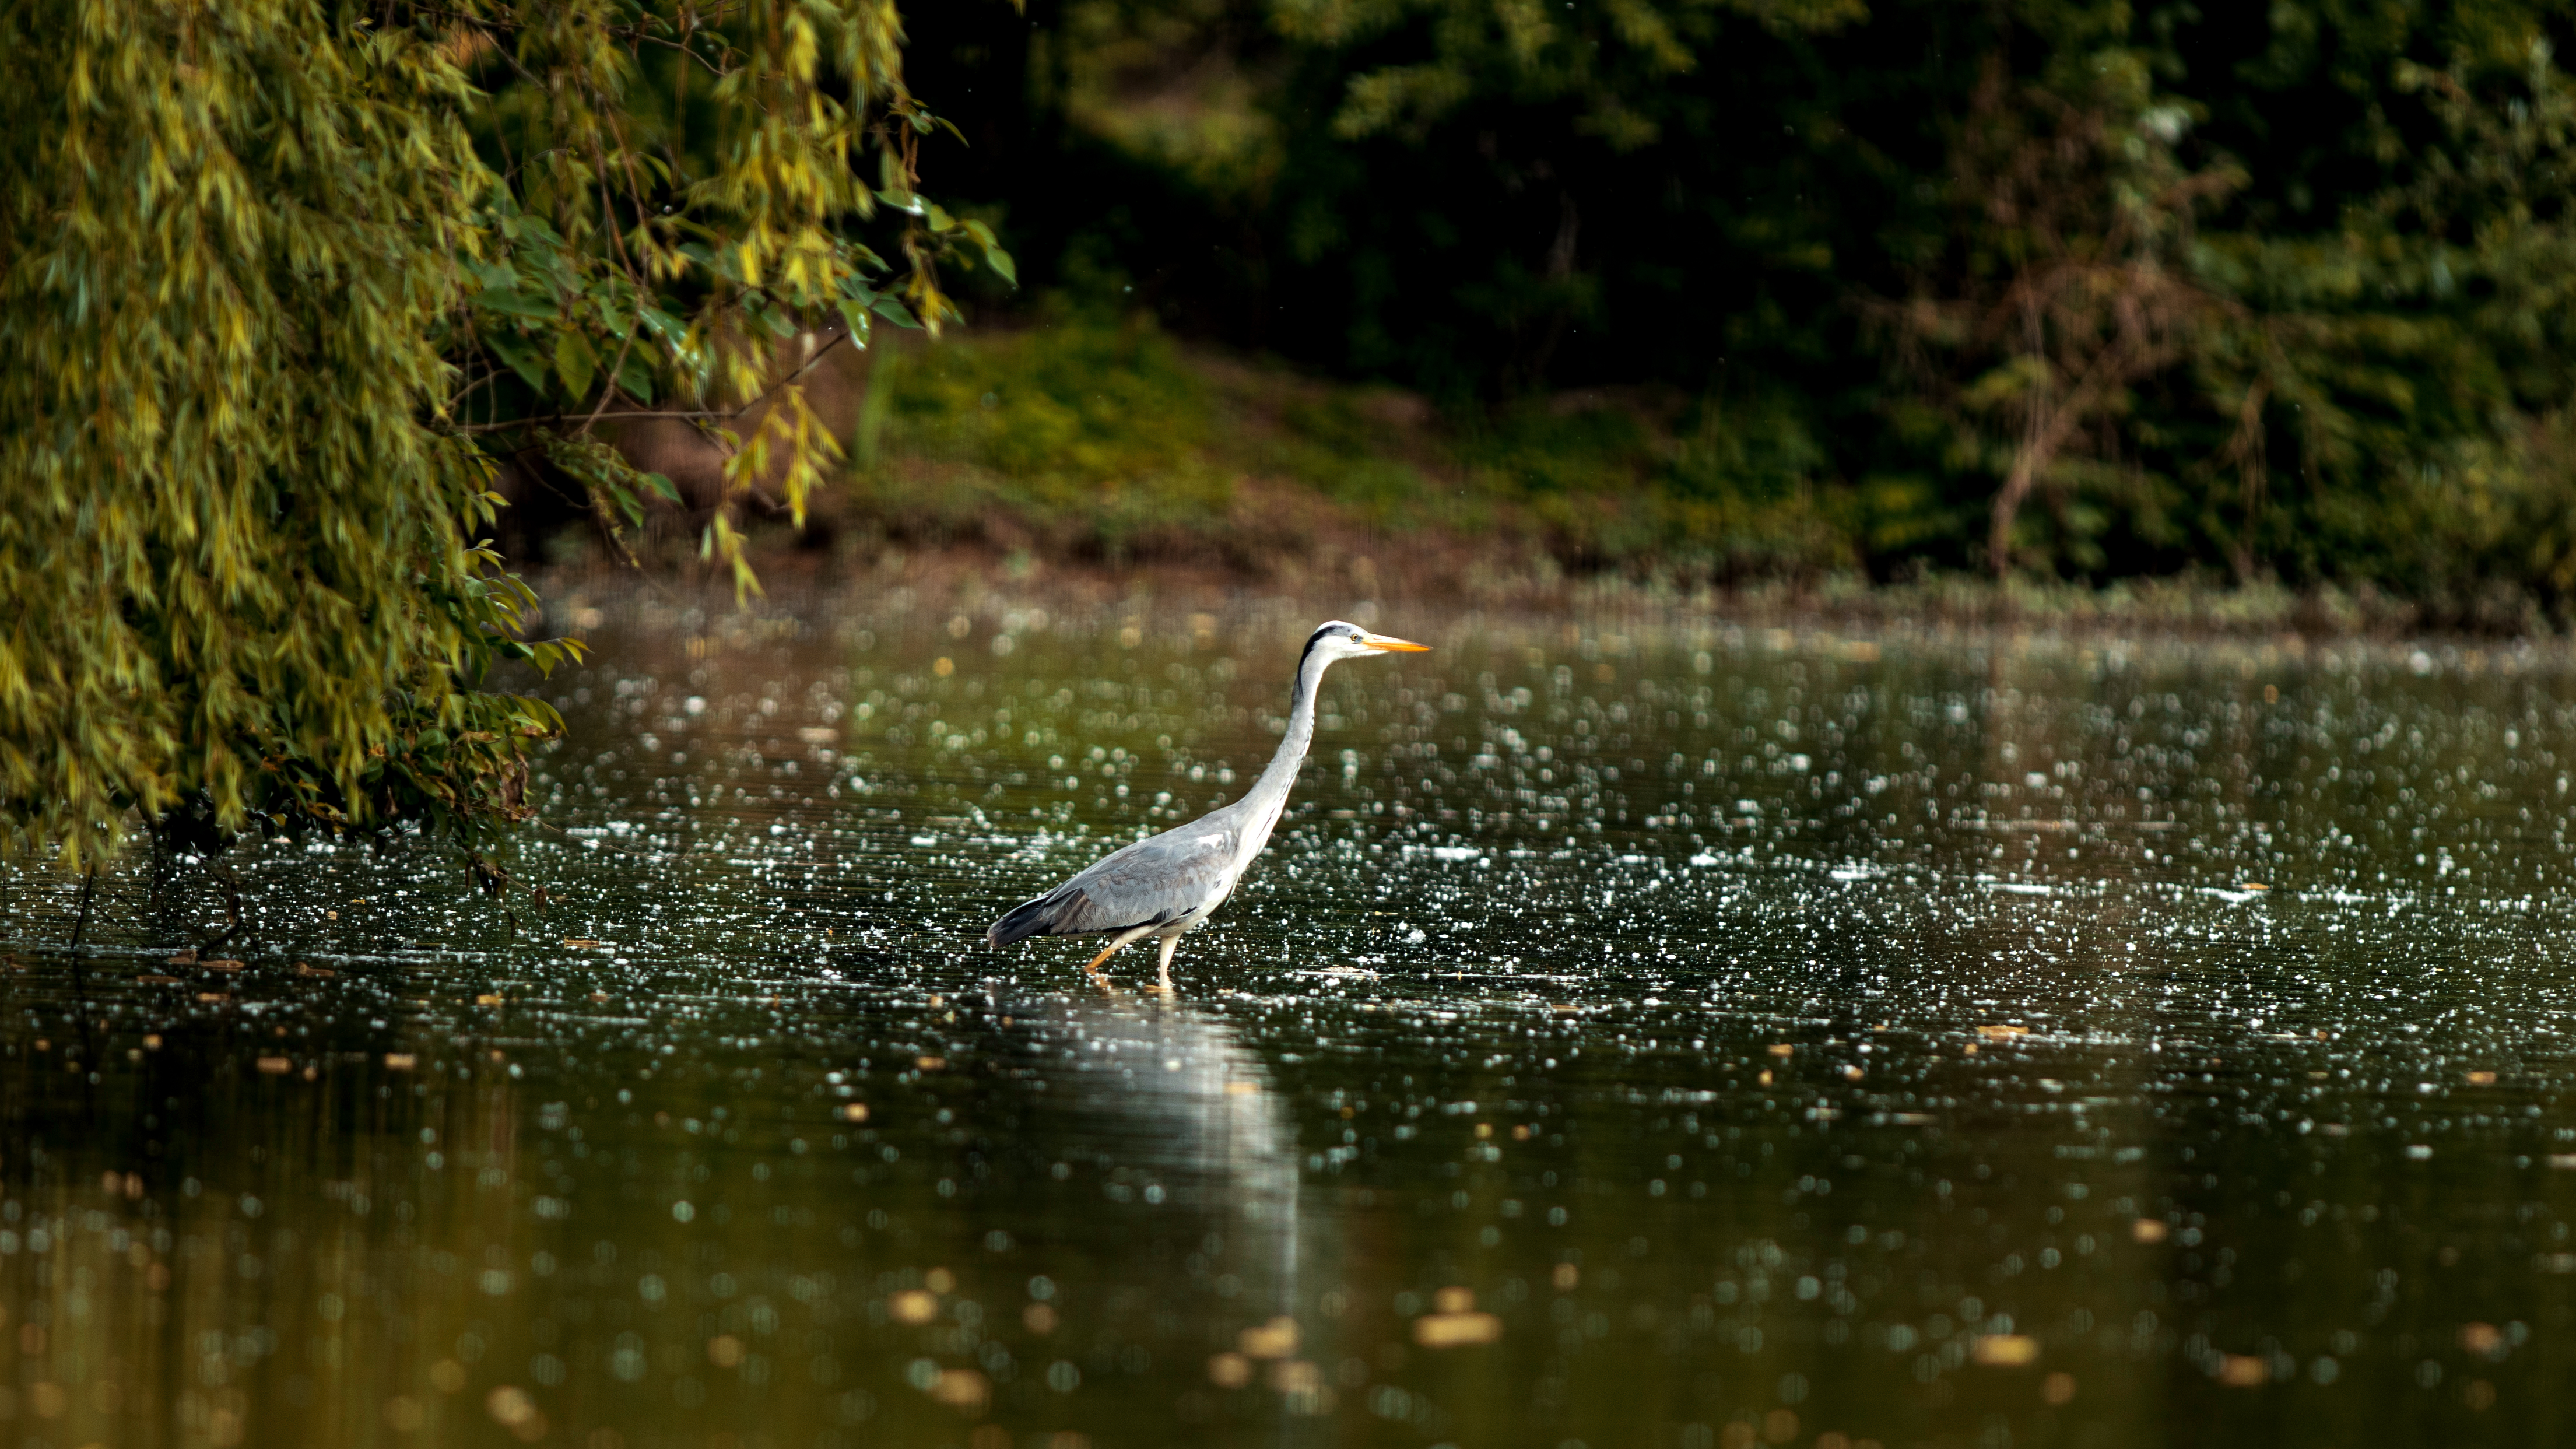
1244, 648, 1332, 831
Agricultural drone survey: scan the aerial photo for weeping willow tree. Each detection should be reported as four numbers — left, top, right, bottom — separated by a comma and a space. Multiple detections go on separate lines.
0, 0, 1002, 879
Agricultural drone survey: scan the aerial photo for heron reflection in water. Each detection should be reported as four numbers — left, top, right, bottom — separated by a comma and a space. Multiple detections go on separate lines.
988, 620, 1429, 987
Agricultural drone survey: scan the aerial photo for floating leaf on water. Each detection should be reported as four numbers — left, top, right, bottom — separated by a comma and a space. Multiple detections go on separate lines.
2465, 1070, 2497, 1086
1237, 1317, 1298, 1358
1978, 1025, 2029, 1040
256, 1057, 292, 1075
2214, 1355, 2269, 1387
485, 1384, 542, 1436
2133, 1219, 2169, 1244
917, 1056, 947, 1071
1413, 1311, 1504, 1348
385, 1054, 417, 1071
203, 959, 244, 971
1266, 1359, 1324, 1392
841, 1103, 869, 1122
1970, 1334, 2039, 1366
563, 939, 605, 949
890, 1289, 939, 1324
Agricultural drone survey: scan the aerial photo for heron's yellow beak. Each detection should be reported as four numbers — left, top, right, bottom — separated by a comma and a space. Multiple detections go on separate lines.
1359, 631, 1430, 652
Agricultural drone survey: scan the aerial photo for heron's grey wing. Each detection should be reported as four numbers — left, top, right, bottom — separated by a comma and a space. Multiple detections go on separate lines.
1053, 824, 1240, 931
987, 822, 1238, 943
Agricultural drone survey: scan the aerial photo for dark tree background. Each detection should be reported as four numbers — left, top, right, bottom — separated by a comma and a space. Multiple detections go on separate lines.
899, 0, 2576, 608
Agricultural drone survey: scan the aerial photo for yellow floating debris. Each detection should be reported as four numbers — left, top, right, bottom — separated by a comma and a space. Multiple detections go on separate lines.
384, 1054, 417, 1071
840, 1103, 869, 1122
255, 1057, 292, 1075
2133, 1219, 2169, 1244
1978, 1025, 2029, 1041
563, 939, 603, 949
2465, 1070, 2497, 1086
889, 1289, 939, 1325
1412, 1288, 1501, 1346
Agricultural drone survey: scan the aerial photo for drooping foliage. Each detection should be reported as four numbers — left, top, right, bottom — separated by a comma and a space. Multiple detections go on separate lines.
0, 0, 999, 871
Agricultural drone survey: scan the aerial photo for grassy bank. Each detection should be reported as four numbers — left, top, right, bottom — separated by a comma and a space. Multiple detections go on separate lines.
826, 314, 1849, 597
687, 315, 2494, 636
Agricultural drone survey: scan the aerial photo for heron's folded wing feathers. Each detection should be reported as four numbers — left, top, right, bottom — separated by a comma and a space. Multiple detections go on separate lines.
989, 822, 1239, 942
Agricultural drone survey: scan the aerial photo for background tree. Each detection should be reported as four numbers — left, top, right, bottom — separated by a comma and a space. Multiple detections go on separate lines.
897, 0, 2576, 613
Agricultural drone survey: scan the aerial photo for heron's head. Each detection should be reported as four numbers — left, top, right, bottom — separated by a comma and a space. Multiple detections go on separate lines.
1305, 620, 1430, 662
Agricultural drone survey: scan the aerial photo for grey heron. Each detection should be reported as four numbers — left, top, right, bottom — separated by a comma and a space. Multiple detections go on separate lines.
986, 620, 1429, 985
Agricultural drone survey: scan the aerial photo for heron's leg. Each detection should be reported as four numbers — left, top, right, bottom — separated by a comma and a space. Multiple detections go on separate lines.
1152, 932, 1181, 995
1082, 925, 1154, 979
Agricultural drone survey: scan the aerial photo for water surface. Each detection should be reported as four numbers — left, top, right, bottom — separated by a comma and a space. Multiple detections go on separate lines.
5, 600, 2576, 1448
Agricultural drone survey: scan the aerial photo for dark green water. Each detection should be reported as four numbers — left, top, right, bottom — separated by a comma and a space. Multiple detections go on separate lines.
6, 599, 2576, 1449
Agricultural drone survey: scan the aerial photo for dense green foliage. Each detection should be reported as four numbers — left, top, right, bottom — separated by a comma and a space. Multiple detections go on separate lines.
0, 0, 996, 870
906, 0, 2576, 614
